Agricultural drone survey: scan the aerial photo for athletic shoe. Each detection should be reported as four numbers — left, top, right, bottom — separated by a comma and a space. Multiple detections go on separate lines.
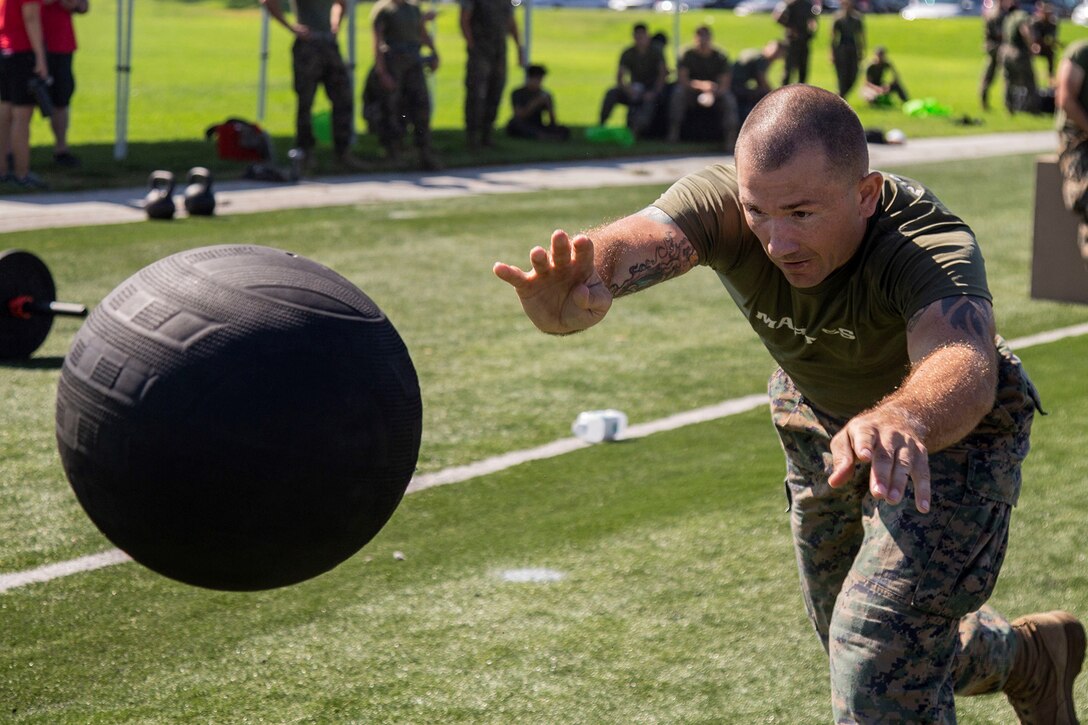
53, 151, 80, 168
11, 173, 49, 191
1004, 610, 1086, 724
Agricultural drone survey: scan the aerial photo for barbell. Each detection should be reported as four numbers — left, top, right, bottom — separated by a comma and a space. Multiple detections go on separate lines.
0, 249, 88, 360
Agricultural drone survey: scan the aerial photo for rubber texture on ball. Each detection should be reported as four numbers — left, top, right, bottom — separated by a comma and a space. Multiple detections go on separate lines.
55, 245, 422, 591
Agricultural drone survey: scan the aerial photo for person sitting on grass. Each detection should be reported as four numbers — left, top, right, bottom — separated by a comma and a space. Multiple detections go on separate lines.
861, 45, 909, 107
506, 64, 570, 142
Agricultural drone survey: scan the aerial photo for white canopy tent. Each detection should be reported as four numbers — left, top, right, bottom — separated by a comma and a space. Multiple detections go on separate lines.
112, 0, 360, 161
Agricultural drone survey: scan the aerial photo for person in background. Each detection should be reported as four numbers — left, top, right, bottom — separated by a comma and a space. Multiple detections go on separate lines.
1001, 0, 1040, 114
370, 0, 441, 170
0, 0, 49, 189
981, 0, 1008, 111
730, 40, 784, 126
598, 23, 667, 139
862, 46, 909, 106
260, 0, 366, 173
41, 0, 85, 168
667, 25, 738, 153
774, 0, 817, 85
1055, 37, 1088, 264
1032, 0, 1059, 84
461, 0, 523, 150
830, 0, 865, 99
506, 64, 569, 142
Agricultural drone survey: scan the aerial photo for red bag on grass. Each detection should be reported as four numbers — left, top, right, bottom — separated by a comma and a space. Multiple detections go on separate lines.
205, 118, 272, 162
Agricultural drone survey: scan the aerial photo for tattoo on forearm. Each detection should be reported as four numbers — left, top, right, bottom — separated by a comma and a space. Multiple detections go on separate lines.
609, 232, 697, 297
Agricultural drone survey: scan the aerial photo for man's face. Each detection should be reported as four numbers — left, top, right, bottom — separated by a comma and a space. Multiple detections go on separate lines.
737, 146, 880, 289
695, 29, 711, 50
634, 28, 649, 48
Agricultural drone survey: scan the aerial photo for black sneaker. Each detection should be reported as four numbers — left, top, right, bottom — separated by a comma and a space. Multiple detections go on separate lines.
53, 151, 80, 168
11, 173, 49, 191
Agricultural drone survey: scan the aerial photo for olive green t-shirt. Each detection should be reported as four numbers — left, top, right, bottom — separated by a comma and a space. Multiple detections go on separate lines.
620, 45, 666, 88
291, 0, 335, 34
373, 0, 422, 48
679, 48, 730, 83
654, 164, 992, 418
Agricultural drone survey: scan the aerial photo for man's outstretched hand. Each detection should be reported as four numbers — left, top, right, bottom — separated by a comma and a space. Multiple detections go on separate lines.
493, 229, 613, 335
828, 407, 932, 514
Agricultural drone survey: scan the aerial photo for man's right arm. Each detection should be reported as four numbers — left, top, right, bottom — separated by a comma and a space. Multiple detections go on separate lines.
493, 206, 699, 334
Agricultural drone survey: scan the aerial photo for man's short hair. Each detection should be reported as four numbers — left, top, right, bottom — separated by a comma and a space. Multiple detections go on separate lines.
634, 22, 648, 33
526, 64, 547, 79
736, 84, 868, 181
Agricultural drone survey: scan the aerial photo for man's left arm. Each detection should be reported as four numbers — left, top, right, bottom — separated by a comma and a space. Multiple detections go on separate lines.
828, 295, 998, 513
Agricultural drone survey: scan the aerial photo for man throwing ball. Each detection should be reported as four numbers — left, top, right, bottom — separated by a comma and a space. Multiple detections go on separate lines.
494, 84, 1084, 721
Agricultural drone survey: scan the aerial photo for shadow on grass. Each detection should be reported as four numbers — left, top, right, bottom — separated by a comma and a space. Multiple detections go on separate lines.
1, 355, 65, 370
6, 129, 725, 196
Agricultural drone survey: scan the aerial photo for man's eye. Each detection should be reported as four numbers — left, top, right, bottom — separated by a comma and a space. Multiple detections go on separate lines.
792, 210, 812, 219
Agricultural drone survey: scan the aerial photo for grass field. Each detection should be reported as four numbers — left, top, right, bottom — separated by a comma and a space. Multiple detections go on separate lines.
1, 151, 1087, 721
13, 0, 1088, 190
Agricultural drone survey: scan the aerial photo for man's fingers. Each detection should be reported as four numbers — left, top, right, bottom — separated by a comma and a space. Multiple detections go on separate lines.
550, 229, 572, 267
492, 261, 530, 288
828, 431, 858, 488
911, 456, 931, 513
529, 245, 550, 274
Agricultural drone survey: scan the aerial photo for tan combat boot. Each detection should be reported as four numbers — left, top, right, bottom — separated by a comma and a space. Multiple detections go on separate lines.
1003, 611, 1086, 724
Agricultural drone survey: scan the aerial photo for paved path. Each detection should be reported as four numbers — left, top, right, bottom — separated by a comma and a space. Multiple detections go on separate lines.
0, 131, 1055, 234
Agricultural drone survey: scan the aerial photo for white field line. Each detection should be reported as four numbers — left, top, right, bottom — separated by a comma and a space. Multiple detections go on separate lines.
2, 323, 1086, 594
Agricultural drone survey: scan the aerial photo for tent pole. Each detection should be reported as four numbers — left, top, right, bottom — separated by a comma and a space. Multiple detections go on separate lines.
257, 6, 270, 122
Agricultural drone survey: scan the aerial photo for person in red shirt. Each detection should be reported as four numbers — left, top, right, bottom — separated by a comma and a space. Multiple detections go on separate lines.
0, 0, 49, 188
41, 0, 86, 167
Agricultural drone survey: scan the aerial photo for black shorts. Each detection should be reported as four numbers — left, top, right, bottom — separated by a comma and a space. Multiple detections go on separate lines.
0, 52, 38, 106
46, 52, 74, 107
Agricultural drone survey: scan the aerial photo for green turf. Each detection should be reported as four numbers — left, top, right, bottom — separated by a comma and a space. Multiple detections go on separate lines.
12, 0, 1088, 191
1, 152, 1087, 721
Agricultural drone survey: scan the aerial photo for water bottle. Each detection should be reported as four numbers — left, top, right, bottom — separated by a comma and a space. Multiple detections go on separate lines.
572, 409, 628, 444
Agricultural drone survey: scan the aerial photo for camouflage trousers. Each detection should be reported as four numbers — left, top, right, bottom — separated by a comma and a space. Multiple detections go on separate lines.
782, 38, 811, 85
292, 38, 354, 154
464, 45, 508, 144
1001, 47, 1038, 114
366, 51, 432, 151
1058, 131, 1088, 264
769, 348, 1039, 722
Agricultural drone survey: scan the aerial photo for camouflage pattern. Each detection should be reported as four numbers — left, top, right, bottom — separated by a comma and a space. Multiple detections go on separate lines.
367, 50, 432, 152
1001, 48, 1038, 113
291, 38, 354, 154
769, 344, 1038, 720
464, 44, 507, 145
1058, 131, 1088, 263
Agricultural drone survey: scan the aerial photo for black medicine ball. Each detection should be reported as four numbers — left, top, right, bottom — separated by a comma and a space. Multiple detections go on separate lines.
55, 245, 422, 591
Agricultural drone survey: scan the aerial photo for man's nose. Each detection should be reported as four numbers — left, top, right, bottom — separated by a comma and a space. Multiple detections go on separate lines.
764, 222, 800, 259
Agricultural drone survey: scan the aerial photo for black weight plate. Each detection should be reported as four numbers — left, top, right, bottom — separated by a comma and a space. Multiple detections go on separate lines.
0, 249, 56, 359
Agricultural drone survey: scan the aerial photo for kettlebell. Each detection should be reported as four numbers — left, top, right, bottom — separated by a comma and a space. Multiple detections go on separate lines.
144, 170, 176, 220
183, 166, 216, 216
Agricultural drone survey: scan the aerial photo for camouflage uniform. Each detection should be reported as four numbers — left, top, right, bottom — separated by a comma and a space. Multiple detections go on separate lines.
1058, 40, 1088, 264
980, 8, 1006, 109
370, 0, 433, 156
463, 0, 516, 147
1000, 6, 1039, 113
771, 343, 1040, 722
776, 0, 816, 85
292, 35, 354, 155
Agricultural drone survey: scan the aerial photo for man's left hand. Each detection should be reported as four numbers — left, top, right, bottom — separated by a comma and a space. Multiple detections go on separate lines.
828, 408, 931, 513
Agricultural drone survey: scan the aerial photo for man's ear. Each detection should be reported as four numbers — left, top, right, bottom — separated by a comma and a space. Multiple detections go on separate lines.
857, 171, 883, 217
